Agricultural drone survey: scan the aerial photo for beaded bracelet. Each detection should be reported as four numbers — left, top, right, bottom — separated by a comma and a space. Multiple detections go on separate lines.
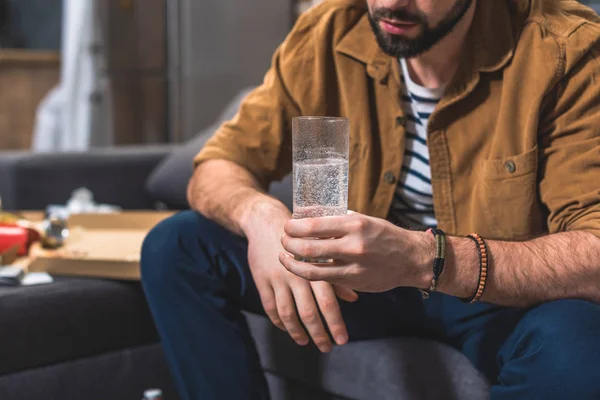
463, 233, 489, 303
420, 228, 446, 299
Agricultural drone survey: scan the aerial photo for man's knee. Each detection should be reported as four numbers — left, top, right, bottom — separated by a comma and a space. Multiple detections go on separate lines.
514, 299, 600, 348
140, 211, 225, 294
501, 299, 600, 395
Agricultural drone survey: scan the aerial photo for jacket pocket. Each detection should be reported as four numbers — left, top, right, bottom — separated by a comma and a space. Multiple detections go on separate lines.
477, 146, 544, 240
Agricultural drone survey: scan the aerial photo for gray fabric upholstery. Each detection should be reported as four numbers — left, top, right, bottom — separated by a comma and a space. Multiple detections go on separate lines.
145, 87, 294, 211
268, 174, 294, 211
246, 312, 491, 400
0, 274, 489, 400
265, 373, 347, 400
143, 127, 213, 209
0, 343, 178, 400
145, 88, 256, 209
0, 277, 159, 376
0, 145, 172, 211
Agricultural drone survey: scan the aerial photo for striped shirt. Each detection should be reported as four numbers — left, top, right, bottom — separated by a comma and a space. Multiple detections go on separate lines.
389, 59, 445, 230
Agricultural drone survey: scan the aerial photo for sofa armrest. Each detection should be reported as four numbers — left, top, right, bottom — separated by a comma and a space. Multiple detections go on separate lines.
0, 145, 175, 211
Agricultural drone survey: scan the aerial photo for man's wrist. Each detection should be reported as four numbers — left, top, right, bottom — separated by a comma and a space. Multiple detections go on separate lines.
411, 230, 436, 289
409, 230, 481, 298
436, 235, 480, 299
238, 194, 291, 237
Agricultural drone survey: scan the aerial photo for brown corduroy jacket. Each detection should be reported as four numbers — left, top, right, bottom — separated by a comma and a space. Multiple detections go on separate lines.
195, 0, 600, 241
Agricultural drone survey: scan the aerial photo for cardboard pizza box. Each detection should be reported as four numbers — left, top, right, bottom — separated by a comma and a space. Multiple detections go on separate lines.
27, 211, 174, 280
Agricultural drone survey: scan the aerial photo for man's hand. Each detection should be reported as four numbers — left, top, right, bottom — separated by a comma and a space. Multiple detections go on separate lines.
242, 203, 358, 353
279, 211, 433, 292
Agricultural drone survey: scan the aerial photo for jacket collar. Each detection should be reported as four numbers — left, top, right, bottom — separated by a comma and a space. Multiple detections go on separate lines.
335, 11, 393, 83
335, 0, 517, 84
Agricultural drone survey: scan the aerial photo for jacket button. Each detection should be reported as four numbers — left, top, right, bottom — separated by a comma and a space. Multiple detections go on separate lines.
505, 161, 516, 173
383, 171, 397, 184
395, 116, 406, 127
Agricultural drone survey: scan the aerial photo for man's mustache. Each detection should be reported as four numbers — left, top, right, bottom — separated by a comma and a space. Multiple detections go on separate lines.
370, 7, 424, 24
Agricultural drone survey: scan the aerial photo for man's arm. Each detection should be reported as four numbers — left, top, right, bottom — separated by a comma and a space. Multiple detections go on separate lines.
188, 159, 359, 353
279, 25, 600, 306
440, 41, 600, 306
278, 215, 600, 307
187, 159, 287, 236
439, 231, 600, 307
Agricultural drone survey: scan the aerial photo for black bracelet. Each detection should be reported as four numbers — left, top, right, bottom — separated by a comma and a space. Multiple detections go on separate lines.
420, 228, 446, 299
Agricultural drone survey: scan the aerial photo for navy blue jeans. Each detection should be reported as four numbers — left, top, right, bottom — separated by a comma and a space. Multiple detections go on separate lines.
141, 211, 600, 400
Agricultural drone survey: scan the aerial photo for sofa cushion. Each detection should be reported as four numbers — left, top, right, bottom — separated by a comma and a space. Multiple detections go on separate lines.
145, 88, 253, 210
244, 312, 491, 400
0, 275, 489, 399
0, 277, 159, 376
0, 146, 171, 211
0, 344, 178, 400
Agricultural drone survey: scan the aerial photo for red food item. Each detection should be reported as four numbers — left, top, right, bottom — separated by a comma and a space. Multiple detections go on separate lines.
0, 224, 40, 256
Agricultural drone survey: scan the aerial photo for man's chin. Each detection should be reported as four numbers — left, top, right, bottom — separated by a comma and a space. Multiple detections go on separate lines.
376, 37, 426, 59
369, 16, 427, 58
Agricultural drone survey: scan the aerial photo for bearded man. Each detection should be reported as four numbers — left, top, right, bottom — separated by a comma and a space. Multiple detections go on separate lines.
141, 1, 600, 398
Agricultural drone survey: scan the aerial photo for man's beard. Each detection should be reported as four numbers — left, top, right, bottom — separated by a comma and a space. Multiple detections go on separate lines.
368, 0, 473, 59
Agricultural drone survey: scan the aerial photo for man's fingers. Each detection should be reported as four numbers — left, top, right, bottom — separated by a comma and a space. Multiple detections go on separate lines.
256, 283, 286, 331
279, 253, 346, 283
291, 282, 333, 353
311, 281, 349, 346
281, 236, 344, 261
333, 285, 359, 303
284, 217, 350, 238
273, 284, 309, 346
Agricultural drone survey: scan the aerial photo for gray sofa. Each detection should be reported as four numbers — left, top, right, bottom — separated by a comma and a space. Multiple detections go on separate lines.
0, 94, 490, 399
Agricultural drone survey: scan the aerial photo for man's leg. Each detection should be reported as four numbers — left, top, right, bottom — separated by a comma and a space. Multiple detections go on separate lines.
493, 300, 600, 398
341, 287, 435, 341
140, 211, 432, 400
140, 211, 268, 400
430, 295, 600, 399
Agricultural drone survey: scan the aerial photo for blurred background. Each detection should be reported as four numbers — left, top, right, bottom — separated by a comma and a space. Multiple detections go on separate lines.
0, 0, 323, 152
0, 0, 599, 152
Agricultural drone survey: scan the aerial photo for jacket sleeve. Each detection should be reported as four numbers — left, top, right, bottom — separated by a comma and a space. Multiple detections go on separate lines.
539, 45, 600, 239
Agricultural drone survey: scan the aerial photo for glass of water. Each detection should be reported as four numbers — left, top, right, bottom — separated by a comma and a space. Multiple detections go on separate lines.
292, 116, 349, 223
